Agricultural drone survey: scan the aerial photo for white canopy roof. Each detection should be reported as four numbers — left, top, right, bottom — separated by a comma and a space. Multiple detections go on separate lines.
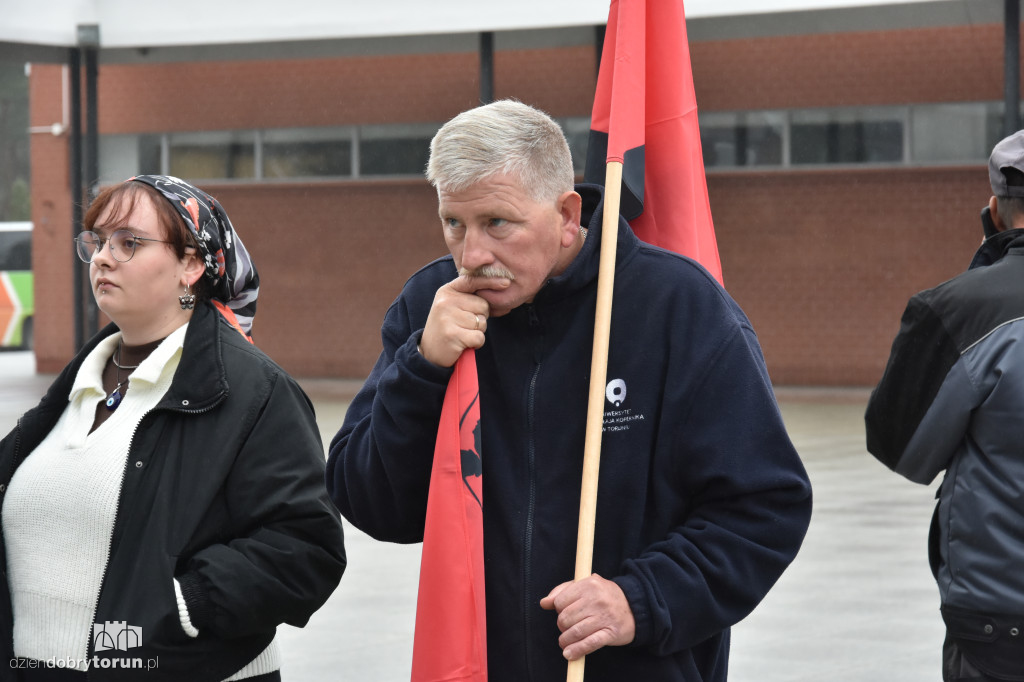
0, 0, 992, 49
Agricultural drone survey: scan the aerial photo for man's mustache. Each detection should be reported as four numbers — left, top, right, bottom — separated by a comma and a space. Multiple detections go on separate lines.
459, 266, 515, 281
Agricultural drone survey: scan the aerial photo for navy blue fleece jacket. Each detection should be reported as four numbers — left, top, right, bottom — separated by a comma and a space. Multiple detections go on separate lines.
327, 183, 811, 682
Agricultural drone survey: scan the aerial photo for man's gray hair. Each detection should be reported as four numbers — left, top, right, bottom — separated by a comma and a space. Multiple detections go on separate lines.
426, 100, 575, 203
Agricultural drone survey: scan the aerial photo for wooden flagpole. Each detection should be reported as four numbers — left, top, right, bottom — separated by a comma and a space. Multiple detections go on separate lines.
567, 160, 623, 682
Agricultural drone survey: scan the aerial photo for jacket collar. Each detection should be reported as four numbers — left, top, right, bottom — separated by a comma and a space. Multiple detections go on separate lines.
30, 301, 228, 428
156, 301, 229, 412
969, 227, 1024, 269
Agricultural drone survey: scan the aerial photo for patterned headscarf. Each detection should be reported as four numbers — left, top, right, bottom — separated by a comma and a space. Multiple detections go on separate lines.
130, 175, 260, 337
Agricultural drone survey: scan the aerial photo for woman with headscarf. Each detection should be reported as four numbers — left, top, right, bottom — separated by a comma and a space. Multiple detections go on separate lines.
0, 175, 346, 681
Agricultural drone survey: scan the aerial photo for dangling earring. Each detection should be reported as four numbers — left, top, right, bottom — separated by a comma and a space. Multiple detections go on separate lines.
179, 284, 196, 310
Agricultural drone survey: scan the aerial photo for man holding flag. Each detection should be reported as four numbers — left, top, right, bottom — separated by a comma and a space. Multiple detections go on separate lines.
327, 93, 810, 680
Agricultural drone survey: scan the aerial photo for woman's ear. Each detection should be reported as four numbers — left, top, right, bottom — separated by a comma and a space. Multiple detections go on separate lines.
183, 250, 205, 287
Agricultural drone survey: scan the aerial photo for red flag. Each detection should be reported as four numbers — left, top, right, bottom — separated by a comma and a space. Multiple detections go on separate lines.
411, 349, 486, 682
584, 0, 723, 285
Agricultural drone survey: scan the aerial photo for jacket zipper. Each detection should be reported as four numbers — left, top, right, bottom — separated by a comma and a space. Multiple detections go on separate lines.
0, 422, 24, 582
84, 419, 136, 679
523, 305, 542, 680
85, 401, 219, 678
3, 421, 22, 495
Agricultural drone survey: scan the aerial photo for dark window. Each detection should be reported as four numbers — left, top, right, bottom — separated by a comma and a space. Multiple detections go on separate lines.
792, 113, 903, 165
0, 61, 30, 222
137, 134, 162, 175
0, 230, 31, 270
360, 137, 432, 176
700, 112, 784, 168
264, 140, 352, 178
561, 118, 591, 173
359, 124, 438, 177
168, 132, 255, 180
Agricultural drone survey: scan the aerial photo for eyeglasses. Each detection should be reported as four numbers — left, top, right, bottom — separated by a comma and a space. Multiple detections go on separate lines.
74, 229, 174, 264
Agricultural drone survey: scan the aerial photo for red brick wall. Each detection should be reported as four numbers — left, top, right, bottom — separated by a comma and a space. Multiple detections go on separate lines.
711, 167, 987, 385
202, 180, 446, 376
27, 23, 1014, 384
692, 24, 1007, 109
495, 46, 598, 117
98, 53, 480, 132
95, 45, 597, 133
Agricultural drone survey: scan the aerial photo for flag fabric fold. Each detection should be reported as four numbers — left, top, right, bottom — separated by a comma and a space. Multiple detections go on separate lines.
411, 349, 487, 682
584, 0, 723, 284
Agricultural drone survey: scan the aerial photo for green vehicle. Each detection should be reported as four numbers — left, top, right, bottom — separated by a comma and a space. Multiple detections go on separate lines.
0, 222, 33, 349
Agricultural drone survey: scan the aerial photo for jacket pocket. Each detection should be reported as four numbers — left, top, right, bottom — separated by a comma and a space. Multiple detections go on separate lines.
942, 604, 1024, 680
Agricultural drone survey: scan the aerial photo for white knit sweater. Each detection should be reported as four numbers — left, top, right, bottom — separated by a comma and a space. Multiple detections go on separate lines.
2, 324, 279, 678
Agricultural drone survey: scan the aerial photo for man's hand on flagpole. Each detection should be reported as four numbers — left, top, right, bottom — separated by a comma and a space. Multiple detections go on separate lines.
420, 274, 508, 368
540, 574, 636, 661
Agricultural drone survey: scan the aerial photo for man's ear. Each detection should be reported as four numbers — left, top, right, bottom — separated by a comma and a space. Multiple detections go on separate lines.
557, 190, 583, 248
989, 196, 1011, 232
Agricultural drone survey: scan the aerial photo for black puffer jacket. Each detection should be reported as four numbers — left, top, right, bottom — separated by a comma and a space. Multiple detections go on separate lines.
0, 302, 346, 681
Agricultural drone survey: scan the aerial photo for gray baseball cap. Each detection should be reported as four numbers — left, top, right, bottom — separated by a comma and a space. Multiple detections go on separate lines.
989, 129, 1024, 197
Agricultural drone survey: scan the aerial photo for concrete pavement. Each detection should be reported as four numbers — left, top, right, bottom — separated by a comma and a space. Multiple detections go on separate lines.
0, 351, 944, 680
